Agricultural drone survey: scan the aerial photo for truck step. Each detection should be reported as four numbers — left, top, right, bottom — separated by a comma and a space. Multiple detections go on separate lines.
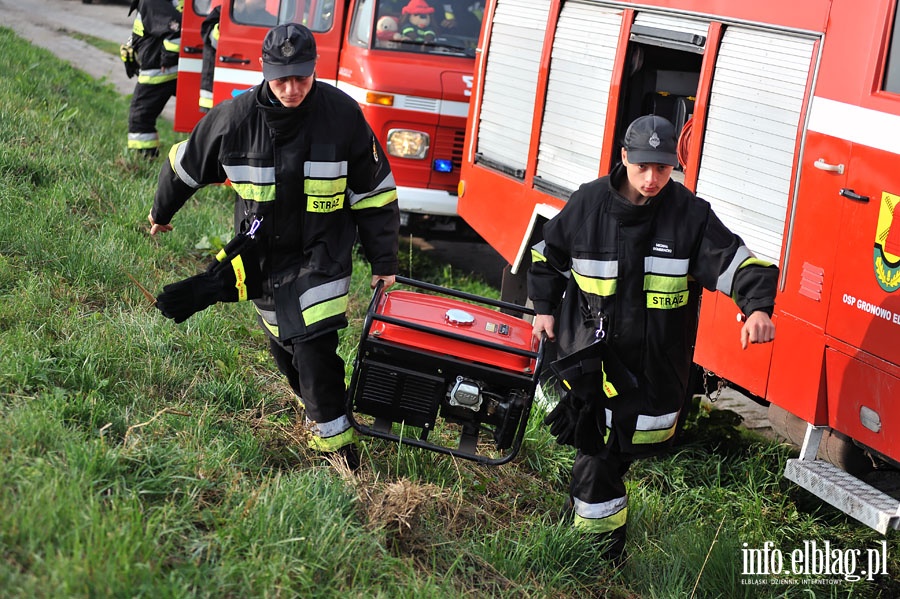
785, 459, 900, 534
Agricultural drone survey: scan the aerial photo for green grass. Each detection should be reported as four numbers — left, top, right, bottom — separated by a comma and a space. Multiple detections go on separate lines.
1, 26, 898, 597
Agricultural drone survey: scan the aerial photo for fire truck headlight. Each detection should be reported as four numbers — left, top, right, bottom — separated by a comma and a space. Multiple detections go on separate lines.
386, 129, 429, 160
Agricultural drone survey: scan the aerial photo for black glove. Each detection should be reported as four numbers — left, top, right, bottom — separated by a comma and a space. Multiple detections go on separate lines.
543, 391, 583, 447
573, 396, 606, 455
156, 229, 263, 323
155, 270, 229, 323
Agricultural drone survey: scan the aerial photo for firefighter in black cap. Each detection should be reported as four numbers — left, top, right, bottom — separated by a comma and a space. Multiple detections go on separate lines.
148, 23, 400, 471
529, 114, 777, 563
125, 0, 183, 157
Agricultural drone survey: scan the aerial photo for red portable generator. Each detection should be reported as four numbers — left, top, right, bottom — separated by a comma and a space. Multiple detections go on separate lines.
347, 276, 545, 465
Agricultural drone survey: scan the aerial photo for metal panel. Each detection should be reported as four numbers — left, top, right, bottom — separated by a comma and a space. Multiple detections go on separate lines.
785, 459, 900, 534
696, 26, 817, 266
535, 2, 623, 192
633, 10, 710, 42
476, 0, 551, 175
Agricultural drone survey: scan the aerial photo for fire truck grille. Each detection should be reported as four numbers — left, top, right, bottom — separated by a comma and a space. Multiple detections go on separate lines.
451, 128, 464, 169
433, 128, 466, 171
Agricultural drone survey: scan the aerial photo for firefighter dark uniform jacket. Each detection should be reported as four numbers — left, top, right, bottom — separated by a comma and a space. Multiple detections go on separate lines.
131, 0, 183, 85
151, 80, 400, 342
529, 163, 778, 457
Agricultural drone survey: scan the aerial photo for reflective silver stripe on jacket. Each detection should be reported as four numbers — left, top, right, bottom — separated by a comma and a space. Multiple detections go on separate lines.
644, 256, 689, 276
257, 307, 278, 326
299, 277, 351, 311
223, 164, 276, 185
572, 257, 618, 278
635, 412, 679, 432
304, 160, 347, 180
171, 141, 201, 188
347, 172, 397, 206
716, 245, 753, 295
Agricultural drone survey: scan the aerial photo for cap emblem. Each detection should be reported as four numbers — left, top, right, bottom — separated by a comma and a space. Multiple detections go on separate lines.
648, 131, 661, 149
280, 40, 296, 58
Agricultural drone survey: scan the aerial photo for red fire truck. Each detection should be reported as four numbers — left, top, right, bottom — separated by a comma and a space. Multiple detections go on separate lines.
174, 0, 484, 232
458, 0, 900, 533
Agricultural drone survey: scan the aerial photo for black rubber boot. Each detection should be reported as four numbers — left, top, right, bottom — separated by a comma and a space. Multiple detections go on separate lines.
332, 444, 360, 472
592, 525, 627, 567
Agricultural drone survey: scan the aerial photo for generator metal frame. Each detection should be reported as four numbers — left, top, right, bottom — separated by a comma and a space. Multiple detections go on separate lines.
347, 276, 545, 465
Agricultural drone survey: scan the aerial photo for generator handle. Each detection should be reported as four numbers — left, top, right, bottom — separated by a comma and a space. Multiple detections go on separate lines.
395, 276, 535, 316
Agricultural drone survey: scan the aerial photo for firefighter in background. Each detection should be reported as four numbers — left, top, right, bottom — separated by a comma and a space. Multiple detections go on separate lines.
528, 115, 777, 563
147, 23, 400, 471
438, 1, 483, 37
127, 0, 184, 157
198, 0, 222, 113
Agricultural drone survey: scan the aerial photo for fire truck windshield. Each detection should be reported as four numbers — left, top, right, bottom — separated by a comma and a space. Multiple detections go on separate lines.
358, 0, 480, 56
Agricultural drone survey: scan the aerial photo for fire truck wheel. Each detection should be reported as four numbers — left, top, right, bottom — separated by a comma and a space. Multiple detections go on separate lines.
768, 403, 874, 477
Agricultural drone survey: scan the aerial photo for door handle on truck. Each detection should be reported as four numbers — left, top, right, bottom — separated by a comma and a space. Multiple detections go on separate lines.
219, 55, 251, 64
813, 158, 844, 174
182, 45, 202, 54
839, 188, 869, 202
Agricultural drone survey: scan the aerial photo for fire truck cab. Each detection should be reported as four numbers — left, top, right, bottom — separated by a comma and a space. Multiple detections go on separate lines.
458, 0, 900, 532
175, 0, 484, 232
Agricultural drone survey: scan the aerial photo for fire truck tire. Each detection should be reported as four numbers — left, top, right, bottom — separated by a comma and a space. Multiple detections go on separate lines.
768, 403, 874, 477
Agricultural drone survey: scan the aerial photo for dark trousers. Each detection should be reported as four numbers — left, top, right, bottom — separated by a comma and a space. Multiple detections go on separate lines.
127, 78, 177, 151
267, 330, 347, 426
570, 448, 632, 558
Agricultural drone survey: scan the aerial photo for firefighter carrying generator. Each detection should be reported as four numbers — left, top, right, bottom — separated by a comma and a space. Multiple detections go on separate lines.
347, 277, 545, 465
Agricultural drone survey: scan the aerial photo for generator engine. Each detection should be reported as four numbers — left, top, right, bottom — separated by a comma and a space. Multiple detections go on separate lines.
347, 276, 545, 465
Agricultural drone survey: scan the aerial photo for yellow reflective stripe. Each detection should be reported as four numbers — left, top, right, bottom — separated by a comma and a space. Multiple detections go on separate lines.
573, 508, 627, 532
740, 257, 773, 269
167, 140, 184, 169
138, 71, 178, 84
351, 189, 398, 211
128, 132, 159, 149
302, 294, 349, 326
133, 17, 144, 36
632, 427, 676, 444
307, 195, 345, 213
573, 270, 617, 296
231, 182, 276, 202
646, 291, 690, 309
644, 274, 688, 293
163, 39, 180, 53
531, 248, 547, 263
308, 428, 355, 452
304, 177, 346, 196
199, 91, 213, 109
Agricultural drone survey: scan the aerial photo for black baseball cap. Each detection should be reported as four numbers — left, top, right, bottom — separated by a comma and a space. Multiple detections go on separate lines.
623, 115, 678, 166
261, 23, 317, 81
